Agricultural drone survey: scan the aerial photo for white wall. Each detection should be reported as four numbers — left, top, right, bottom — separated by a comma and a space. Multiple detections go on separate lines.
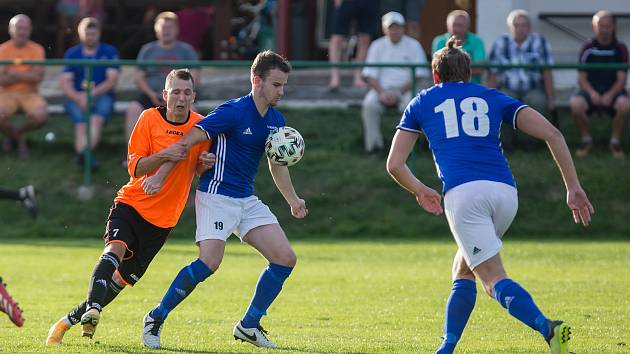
476, 0, 630, 88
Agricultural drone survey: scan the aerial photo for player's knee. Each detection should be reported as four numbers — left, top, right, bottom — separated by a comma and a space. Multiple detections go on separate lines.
569, 96, 587, 113
104, 242, 126, 260
199, 255, 222, 272
30, 110, 48, 126
277, 249, 297, 268
615, 97, 630, 115
452, 267, 474, 282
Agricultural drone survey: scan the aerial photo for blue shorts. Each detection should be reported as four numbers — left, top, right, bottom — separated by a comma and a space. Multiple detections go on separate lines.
64, 94, 115, 124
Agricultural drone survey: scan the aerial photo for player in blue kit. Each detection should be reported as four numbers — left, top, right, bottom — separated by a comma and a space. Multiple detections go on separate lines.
139, 50, 307, 349
387, 37, 594, 354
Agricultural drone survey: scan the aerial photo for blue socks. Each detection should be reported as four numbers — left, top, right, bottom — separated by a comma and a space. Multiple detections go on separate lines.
241, 263, 293, 328
151, 259, 213, 321
493, 278, 550, 338
436, 279, 477, 354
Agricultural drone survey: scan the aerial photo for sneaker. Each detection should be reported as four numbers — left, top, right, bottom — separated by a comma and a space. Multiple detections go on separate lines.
142, 311, 164, 349
575, 141, 592, 157
609, 143, 625, 159
233, 321, 278, 349
0, 277, 24, 327
19, 185, 37, 219
80, 308, 100, 338
46, 317, 72, 345
545, 320, 571, 354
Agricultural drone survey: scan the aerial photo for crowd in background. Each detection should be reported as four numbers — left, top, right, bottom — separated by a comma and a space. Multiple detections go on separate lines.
0, 1, 628, 171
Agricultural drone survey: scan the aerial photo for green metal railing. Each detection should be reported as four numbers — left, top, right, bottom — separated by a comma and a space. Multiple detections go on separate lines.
2, 59, 629, 192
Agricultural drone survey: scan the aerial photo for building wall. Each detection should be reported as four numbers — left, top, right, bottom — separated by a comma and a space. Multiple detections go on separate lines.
477, 0, 630, 88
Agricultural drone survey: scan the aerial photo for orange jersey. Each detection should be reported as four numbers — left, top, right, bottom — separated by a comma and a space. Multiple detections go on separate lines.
0, 40, 45, 92
116, 107, 210, 228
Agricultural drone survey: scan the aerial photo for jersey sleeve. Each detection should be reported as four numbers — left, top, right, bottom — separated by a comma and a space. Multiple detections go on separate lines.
362, 41, 380, 79
136, 43, 151, 73
181, 43, 199, 60
431, 35, 445, 55
488, 36, 506, 73
414, 42, 429, 78
62, 48, 75, 74
106, 45, 120, 71
494, 90, 528, 129
470, 36, 486, 62
127, 111, 152, 177
397, 95, 422, 133
195, 103, 239, 139
34, 43, 45, 60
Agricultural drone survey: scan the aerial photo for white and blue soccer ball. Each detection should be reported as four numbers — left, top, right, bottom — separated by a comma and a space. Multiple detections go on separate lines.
265, 126, 305, 166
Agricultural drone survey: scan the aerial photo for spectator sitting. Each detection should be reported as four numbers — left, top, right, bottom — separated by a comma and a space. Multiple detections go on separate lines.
0, 14, 48, 158
328, 0, 379, 90
361, 11, 428, 156
432, 10, 485, 84
60, 17, 119, 170
488, 9, 555, 149
570, 10, 629, 159
124, 11, 199, 159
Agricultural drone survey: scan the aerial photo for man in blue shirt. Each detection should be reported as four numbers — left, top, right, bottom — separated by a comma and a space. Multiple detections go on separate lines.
387, 38, 594, 354
140, 50, 307, 350
60, 17, 119, 169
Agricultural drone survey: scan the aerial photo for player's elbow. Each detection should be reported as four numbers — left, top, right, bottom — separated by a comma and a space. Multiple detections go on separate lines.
386, 158, 404, 178
544, 124, 565, 145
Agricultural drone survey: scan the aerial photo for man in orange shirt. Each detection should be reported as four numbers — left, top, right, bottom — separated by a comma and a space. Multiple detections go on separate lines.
45, 69, 214, 345
0, 14, 48, 158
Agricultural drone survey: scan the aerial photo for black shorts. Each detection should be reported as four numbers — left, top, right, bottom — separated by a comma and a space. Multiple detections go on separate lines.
574, 89, 628, 115
331, 0, 379, 36
134, 93, 164, 110
104, 202, 172, 286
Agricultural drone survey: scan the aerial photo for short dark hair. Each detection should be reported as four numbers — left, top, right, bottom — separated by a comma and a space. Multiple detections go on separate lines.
165, 68, 194, 88
251, 50, 291, 79
431, 36, 471, 83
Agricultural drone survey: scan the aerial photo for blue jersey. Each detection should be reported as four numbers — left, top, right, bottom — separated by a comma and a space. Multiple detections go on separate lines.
398, 82, 527, 193
63, 43, 119, 95
196, 93, 286, 198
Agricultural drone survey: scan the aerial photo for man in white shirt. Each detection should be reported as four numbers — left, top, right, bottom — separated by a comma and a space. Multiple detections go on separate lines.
361, 11, 428, 155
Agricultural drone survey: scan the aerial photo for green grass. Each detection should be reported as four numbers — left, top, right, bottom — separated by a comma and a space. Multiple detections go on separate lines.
1, 108, 629, 239
1, 239, 629, 353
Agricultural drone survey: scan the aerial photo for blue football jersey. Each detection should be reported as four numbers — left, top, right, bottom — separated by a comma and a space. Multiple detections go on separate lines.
196, 93, 286, 198
398, 82, 527, 193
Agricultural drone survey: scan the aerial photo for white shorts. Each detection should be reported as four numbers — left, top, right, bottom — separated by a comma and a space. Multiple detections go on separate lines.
444, 180, 518, 270
195, 191, 279, 243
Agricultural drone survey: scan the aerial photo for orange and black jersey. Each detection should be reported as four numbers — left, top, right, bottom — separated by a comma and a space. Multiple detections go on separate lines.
115, 107, 210, 228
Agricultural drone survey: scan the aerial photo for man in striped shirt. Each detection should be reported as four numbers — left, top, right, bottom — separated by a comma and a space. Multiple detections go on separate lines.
488, 9, 555, 149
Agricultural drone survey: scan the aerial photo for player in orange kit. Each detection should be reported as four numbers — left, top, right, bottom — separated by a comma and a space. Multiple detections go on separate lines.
46, 68, 213, 345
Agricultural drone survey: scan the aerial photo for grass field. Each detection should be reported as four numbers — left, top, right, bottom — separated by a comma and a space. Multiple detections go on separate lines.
1, 108, 629, 239
1, 239, 629, 353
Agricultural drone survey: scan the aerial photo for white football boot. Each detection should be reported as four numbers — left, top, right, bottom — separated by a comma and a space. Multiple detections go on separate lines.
233, 321, 278, 349
142, 311, 164, 349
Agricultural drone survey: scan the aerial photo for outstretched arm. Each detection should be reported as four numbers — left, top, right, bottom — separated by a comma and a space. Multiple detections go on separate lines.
516, 107, 595, 225
386, 130, 443, 215
268, 160, 308, 218
141, 127, 210, 194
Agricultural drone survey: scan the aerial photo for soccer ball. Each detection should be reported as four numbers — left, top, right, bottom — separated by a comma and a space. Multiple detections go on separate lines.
265, 126, 305, 166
